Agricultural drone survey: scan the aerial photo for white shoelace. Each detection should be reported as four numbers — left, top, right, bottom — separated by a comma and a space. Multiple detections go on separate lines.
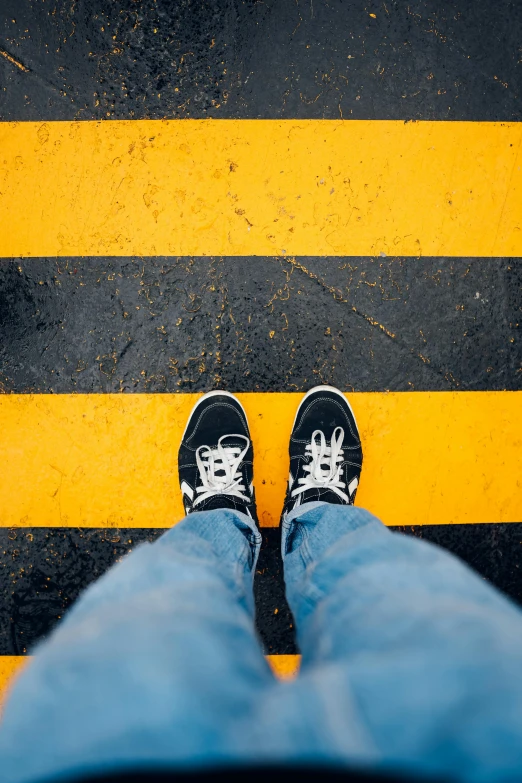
292, 427, 348, 502
194, 434, 250, 507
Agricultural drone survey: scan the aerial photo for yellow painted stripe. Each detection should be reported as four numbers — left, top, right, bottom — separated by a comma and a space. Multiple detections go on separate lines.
0, 392, 520, 528
0, 656, 27, 713
0, 655, 301, 708
266, 655, 301, 680
0, 120, 521, 258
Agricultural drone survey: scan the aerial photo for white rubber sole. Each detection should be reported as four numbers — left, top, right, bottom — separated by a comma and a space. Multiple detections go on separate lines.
292, 384, 358, 429
181, 390, 249, 441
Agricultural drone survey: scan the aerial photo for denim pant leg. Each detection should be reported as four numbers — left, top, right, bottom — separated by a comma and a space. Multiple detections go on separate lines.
281, 502, 522, 783
0, 510, 269, 783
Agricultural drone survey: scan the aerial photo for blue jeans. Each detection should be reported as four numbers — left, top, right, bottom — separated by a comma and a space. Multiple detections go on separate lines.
2, 503, 522, 783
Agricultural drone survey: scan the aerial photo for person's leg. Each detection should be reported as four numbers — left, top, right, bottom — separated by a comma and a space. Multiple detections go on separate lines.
0, 510, 270, 783
0, 392, 270, 783
280, 387, 522, 783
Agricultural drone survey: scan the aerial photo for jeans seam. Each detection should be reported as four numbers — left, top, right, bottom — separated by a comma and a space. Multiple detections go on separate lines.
250, 530, 262, 574
299, 526, 313, 568
284, 516, 314, 569
281, 517, 292, 559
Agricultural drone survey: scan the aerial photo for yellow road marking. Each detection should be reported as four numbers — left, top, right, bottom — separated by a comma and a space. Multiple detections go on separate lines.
0, 392, 520, 528
266, 655, 301, 680
0, 48, 30, 73
0, 655, 301, 709
0, 120, 521, 258
0, 657, 27, 713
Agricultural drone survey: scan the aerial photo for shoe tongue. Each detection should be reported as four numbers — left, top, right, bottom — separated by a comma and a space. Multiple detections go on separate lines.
300, 488, 345, 506
200, 495, 244, 512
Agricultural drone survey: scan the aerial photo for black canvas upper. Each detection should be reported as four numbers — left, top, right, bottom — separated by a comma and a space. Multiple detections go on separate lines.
283, 387, 363, 517
178, 393, 258, 522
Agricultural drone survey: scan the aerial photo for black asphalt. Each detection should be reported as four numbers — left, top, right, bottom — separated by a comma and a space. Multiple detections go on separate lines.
1, 257, 520, 394
1, 0, 521, 122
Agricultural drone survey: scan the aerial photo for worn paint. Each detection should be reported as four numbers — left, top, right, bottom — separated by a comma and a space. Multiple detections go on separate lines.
0, 48, 29, 73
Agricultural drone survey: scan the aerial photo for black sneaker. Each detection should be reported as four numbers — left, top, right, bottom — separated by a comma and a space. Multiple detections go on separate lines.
178, 391, 257, 521
282, 385, 363, 519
